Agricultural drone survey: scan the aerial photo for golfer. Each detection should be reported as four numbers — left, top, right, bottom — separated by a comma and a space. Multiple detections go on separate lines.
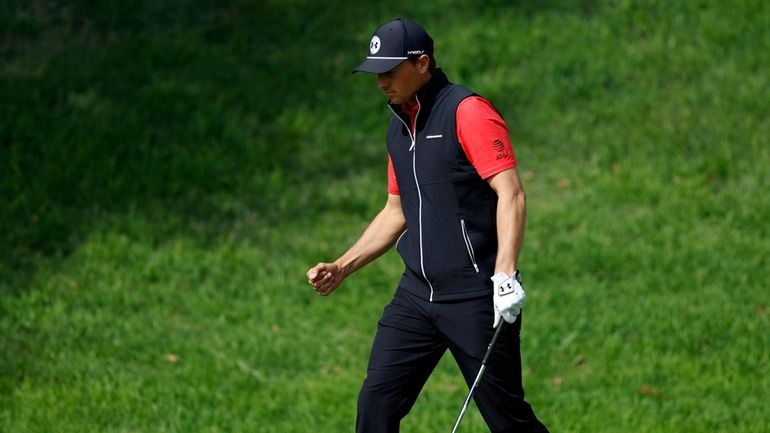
307, 18, 549, 433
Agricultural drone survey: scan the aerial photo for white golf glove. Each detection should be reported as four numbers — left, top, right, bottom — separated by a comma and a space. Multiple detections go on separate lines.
492, 271, 525, 327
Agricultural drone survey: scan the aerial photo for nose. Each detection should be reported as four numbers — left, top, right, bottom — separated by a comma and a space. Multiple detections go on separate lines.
377, 74, 389, 89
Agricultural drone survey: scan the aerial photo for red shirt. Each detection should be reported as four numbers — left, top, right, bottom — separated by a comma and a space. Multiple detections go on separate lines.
387, 96, 516, 195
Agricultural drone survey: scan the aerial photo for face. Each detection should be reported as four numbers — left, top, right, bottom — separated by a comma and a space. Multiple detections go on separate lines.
377, 55, 430, 105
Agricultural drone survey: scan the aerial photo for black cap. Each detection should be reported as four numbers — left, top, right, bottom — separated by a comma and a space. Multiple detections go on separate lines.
353, 18, 434, 74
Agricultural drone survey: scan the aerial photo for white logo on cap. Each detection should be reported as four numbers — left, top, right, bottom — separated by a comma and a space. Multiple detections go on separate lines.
369, 36, 381, 55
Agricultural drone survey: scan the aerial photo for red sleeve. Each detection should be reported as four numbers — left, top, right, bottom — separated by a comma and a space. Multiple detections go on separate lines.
387, 155, 400, 195
456, 96, 517, 179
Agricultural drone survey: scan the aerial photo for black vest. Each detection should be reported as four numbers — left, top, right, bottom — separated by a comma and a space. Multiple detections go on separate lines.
387, 70, 498, 302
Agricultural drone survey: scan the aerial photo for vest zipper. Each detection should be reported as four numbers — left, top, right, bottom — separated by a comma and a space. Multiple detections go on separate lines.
388, 96, 435, 302
460, 218, 480, 273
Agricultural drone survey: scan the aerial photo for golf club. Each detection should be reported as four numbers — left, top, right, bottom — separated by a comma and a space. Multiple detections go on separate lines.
450, 319, 507, 433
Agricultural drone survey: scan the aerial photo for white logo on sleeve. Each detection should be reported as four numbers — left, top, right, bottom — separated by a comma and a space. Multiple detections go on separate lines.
369, 36, 381, 54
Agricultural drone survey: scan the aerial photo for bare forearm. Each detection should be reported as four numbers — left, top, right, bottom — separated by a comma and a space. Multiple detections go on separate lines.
495, 190, 526, 274
335, 196, 406, 278
487, 169, 527, 275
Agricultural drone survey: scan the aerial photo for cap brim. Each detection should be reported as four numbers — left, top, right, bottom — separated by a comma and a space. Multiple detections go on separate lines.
352, 57, 407, 74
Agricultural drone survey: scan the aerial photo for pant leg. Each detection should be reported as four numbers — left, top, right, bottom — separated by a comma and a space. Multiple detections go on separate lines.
435, 296, 549, 433
356, 288, 446, 433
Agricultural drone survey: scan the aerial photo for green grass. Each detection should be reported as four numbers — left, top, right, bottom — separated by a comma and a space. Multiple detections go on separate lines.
2, 1, 768, 432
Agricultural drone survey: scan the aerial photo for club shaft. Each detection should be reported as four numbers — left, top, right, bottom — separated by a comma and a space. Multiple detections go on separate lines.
450, 365, 486, 433
450, 321, 506, 433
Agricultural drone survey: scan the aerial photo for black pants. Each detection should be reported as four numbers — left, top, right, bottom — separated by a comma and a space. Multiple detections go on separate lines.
356, 287, 549, 433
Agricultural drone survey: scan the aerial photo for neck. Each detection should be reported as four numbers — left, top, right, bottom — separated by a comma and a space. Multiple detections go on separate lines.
407, 72, 434, 106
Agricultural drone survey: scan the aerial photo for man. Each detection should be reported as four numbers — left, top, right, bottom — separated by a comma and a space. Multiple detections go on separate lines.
307, 18, 550, 433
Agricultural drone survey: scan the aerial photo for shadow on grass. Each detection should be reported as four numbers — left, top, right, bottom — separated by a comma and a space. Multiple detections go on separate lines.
2, 0, 593, 295
2, 1, 361, 291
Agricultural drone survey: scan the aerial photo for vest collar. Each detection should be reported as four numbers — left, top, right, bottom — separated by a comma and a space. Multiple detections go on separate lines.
389, 69, 451, 131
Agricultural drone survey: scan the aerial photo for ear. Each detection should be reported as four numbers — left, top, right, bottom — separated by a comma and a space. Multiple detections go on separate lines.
417, 54, 430, 73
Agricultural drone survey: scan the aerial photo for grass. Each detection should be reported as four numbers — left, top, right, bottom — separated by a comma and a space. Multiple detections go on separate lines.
1, 1, 768, 432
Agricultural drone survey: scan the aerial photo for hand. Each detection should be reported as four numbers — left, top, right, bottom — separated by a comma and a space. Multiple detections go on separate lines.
492, 271, 525, 327
307, 262, 344, 296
